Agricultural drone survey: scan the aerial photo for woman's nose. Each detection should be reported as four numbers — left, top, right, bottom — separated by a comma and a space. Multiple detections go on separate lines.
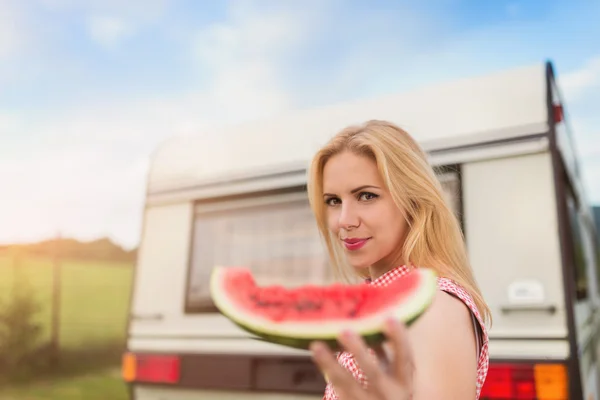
338, 203, 360, 230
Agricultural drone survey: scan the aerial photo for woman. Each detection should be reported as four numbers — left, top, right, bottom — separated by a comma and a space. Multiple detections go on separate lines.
306, 120, 491, 399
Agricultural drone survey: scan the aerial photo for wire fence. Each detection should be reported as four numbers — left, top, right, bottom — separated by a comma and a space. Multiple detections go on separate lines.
0, 250, 133, 366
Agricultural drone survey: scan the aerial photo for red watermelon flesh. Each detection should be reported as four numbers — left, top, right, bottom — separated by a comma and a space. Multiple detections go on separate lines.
221, 268, 421, 322
210, 266, 438, 349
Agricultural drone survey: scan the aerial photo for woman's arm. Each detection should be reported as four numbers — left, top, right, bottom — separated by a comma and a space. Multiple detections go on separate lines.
311, 319, 415, 400
310, 289, 480, 400
408, 290, 479, 399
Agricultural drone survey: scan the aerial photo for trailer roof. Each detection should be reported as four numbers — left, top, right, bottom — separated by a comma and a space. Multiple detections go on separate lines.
149, 62, 550, 194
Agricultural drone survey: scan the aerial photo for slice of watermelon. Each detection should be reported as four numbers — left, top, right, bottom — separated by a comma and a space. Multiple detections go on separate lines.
209, 266, 438, 350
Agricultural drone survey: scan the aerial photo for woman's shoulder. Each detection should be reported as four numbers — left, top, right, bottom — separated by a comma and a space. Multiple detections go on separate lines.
330, 273, 488, 398
436, 277, 482, 317
414, 280, 476, 336
405, 275, 485, 357
330, 277, 488, 398
434, 276, 487, 337
407, 277, 488, 397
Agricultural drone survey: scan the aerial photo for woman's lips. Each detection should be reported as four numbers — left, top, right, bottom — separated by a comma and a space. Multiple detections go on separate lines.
342, 237, 370, 251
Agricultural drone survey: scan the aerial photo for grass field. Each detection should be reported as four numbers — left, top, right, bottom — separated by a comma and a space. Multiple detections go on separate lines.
0, 254, 134, 349
0, 368, 128, 400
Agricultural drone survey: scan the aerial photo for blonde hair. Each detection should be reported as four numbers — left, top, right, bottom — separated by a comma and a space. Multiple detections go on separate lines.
307, 120, 491, 326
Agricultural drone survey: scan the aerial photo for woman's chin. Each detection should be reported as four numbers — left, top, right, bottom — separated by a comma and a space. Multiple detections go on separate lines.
346, 255, 374, 270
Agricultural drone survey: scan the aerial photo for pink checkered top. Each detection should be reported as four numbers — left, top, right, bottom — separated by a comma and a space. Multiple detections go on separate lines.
322, 265, 489, 400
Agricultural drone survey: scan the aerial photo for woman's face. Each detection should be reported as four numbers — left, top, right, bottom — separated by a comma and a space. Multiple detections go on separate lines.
322, 151, 409, 277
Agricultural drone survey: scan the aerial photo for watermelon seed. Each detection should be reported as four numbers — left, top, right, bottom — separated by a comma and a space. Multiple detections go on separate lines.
295, 301, 322, 312
249, 294, 284, 308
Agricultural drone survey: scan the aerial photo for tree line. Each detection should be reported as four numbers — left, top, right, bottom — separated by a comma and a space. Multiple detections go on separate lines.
0, 237, 137, 263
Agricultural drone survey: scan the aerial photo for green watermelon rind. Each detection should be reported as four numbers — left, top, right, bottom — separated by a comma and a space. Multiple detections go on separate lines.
241, 308, 426, 351
209, 267, 438, 351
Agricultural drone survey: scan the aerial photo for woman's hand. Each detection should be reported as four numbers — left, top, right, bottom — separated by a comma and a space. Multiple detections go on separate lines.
310, 319, 415, 400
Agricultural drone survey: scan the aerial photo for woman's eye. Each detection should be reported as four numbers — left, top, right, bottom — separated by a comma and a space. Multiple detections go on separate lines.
359, 192, 378, 201
325, 197, 341, 206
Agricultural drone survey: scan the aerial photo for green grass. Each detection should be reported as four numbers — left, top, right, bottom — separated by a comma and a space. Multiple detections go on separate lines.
0, 368, 129, 400
0, 255, 134, 398
0, 255, 134, 349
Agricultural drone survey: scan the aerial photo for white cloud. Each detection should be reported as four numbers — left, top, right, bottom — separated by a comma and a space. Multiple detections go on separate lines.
190, 0, 334, 120
39, 0, 170, 21
570, 118, 600, 159
560, 56, 600, 103
0, 93, 218, 248
3, 0, 600, 250
0, 111, 23, 133
568, 116, 600, 204
87, 15, 134, 48
42, 0, 170, 49
0, 0, 32, 62
0, 0, 330, 248
0, 116, 158, 248
556, 56, 600, 203
0, 1, 23, 60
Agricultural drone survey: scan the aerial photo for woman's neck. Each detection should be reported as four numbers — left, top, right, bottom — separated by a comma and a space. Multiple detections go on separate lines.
369, 252, 407, 280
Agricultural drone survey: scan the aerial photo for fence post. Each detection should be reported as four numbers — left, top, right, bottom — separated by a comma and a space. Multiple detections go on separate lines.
11, 247, 20, 293
50, 232, 62, 363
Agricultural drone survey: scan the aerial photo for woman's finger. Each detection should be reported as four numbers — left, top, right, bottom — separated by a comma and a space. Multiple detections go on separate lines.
337, 330, 385, 385
371, 343, 391, 373
384, 318, 415, 388
310, 341, 364, 399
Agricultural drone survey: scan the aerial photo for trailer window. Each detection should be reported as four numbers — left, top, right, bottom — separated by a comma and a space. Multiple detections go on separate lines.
185, 191, 332, 312
566, 194, 588, 300
593, 207, 600, 296
184, 170, 464, 313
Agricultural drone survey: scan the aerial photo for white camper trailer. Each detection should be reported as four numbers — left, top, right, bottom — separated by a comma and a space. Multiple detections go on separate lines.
122, 61, 600, 400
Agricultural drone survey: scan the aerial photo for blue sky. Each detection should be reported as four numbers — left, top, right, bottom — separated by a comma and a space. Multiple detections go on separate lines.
1, 0, 599, 248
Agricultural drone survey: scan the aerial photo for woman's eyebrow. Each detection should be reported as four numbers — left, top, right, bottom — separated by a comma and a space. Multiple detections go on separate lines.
350, 185, 380, 194
323, 185, 380, 197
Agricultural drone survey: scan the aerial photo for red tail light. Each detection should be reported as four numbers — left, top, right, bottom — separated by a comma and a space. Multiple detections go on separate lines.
122, 352, 181, 384
553, 104, 564, 124
480, 362, 568, 400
